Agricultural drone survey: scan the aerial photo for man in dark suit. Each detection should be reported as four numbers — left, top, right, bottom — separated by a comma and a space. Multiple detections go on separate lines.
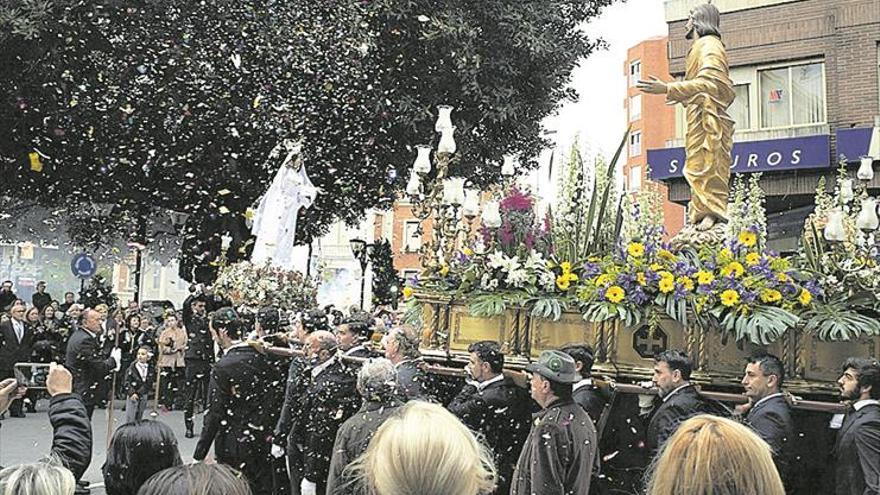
183, 295, 213, 438
736, 352, 794, 484
193, 308, 284, 495
646, 349, 709, 453
285, 330, 359, 495
335, 318, 377, 359
0, 281, 16, 312
834, 357, 880, 495
64, 308, 121, 419
0, 303, 35, 417
448, 340, 532, 494
562, 343, 607, 425
31, 281, 52, 311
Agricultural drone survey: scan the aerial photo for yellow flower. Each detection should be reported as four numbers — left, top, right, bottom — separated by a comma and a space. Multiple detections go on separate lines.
760, 289, 782, 303
677, 276, 694, 291
798, 289, 813, 306
738, 231, 757, 247
697, 270, 715, 285
439, 264, 450, 276
776, 273, 790, 283
659, 278, 675, 293
650, 263, 663, 272
462, 247, 474, 256
605, 285, 625, 303
720, 289, 740, 307
719, 248, 734, 262
637, 272, 647, 286
627, 242, 645, 258
587, 256, 600, 262
560, 261, 572, 273
595, 274, 614, 287
556, 276, 571, 291
770, 257, 790, 272
657, 271, 674, 283
566, 272, 579, 283
745, 252, 761, 266
721, 261, 745, 278
403, 287, 414, 299
658, 249, 676, 261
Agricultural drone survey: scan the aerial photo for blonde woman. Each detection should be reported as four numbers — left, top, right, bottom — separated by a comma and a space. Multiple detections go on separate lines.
0, 458, 76, 495
645, 414, 785, 495
348, 400, 496, 495
157, 314, 187, 411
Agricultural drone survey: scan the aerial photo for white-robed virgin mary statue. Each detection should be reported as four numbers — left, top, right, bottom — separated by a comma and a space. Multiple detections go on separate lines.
250, 139, 317, 272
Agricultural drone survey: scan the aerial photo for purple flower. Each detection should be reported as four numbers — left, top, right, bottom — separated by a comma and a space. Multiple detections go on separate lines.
582, 263, 600, 277
499, 187, 534, 212
631, 286, 649, 305
805, 279, 823, 296
741, 290, 757, 304
645, 270, 660, 285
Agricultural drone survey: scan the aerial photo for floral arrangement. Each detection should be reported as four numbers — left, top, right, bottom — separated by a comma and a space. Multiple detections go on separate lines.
214, 261, 318, 311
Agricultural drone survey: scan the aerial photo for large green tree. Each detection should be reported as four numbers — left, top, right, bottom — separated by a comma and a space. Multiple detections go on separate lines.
1, 0, 614, 281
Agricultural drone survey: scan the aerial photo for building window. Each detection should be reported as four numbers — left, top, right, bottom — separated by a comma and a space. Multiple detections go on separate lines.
759, 62, 825, 129
629, 165, 642, 192
729, 84, 750, 130
629, 95, 642, 122
151, 265, 161, 290
402, 221, 421, 253
629, 60, 641, 87
629, 131, 641, 157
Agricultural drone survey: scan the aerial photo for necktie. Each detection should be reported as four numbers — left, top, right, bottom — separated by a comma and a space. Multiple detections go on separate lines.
14, 323, 22, 343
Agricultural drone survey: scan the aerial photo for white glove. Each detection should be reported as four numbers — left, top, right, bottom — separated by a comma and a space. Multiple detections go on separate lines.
271, 444, 285, 459
110, 348, 122, 372
300, 479, 317, 495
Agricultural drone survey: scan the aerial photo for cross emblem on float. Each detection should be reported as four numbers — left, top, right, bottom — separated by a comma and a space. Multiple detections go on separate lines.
632, 325, 668, 359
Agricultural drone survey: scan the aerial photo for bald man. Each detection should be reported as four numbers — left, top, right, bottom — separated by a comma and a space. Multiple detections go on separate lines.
285, 330, 359, 495
65, 309, 121, 419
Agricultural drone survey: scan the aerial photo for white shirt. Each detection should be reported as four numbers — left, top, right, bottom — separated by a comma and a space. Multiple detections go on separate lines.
573, 378, 593, 392
752, 392, 784, 409
311, 356, 336, 378
11, 320, 25, 342
662, 383, 692, 402
135, 362, 149, 381
477, 374, 505, 392
853, 399, 880, 411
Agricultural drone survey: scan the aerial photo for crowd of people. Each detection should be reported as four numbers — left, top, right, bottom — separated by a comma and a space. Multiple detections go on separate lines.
0, 278, 879, 494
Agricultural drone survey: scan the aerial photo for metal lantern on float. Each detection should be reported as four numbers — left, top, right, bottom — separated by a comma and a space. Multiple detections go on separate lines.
442, 177, 466, 206
438, 127, 457, 155
501, 155, 517, 177
482, 201, 503, 228
462, 189, 480, 217
435, 105, 454, 133
858, 156, 876, 181
856, 197, 880, 231
413, 145, 432, 174
824, 208, 847, 242
840, 179, 855, 203
406, 172, 422, 196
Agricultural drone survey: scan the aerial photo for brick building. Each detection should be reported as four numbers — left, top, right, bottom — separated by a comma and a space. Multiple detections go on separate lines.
372, 200, 431, 282
624, 36, 686, 238
649, 0, 880, 251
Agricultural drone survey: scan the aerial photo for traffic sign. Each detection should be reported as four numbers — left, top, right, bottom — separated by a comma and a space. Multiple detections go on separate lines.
71, 253, 97, 279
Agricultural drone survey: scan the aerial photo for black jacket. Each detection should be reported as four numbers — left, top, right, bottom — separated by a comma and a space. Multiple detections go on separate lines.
511, 399, 598, 495
275, 353, 310, 441
0, 319, 35, 371
646, 384, 708, 452
573, 380, 608, 425
184, 314, 213, 362
289, 357, 360, 484
194, 345, 284, 462
745, 393, 794, 482
32, 325, 65, 363
123, 361, 154, 397
395, 358, 432, 402
448, 376, 533, 494
326, 397, 403, 495
834, 402, 880, 495
0, 291, 16, 312
342, 345, 378, 360
64, 328, 116, 407
32, 292, 52, 311
0, 393, 94, 481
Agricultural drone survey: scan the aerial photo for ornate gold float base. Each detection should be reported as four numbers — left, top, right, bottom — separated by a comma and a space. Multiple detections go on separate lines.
415, 295, 879, 400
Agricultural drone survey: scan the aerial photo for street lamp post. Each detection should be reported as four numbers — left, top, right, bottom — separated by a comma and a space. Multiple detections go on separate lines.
349, 238, 374, 310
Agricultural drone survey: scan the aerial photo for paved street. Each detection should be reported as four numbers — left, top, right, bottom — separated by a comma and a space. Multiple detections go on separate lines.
0, 398, 209, 494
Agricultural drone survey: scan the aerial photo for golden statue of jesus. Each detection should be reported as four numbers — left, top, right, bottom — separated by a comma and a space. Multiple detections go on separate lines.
637, 3, 735, 232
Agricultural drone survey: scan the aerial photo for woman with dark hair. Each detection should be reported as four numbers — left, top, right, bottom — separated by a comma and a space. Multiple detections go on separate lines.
137, 463, 253, 495
103, 420, 183, 495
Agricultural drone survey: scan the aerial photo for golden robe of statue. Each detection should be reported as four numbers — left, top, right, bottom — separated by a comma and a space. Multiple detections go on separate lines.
666, 35, 735, 226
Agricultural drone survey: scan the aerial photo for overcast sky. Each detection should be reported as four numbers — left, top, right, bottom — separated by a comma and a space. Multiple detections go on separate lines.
545, 0, 668, 156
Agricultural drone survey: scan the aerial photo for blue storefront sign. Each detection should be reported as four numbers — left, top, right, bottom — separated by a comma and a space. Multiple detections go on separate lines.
836, 126, 879, 162
648, 134, 831, 181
